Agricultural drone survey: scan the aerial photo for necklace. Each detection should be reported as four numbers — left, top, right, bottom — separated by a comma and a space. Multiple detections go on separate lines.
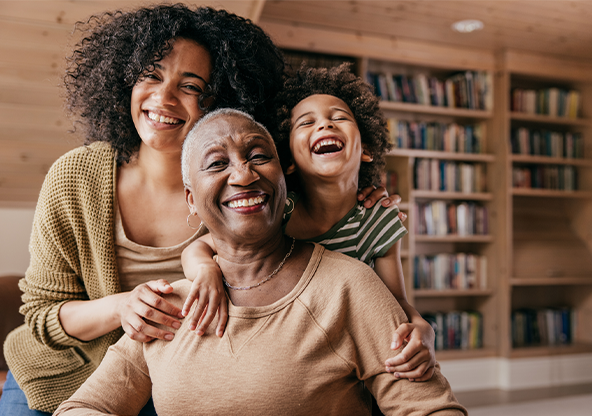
223, 237, 296, 291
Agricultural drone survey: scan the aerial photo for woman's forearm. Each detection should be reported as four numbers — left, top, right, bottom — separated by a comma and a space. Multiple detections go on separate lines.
59, 294, 125, 341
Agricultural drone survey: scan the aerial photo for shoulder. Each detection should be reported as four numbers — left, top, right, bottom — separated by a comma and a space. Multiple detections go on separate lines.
168, 280, 193, 309
312, 246, 391, 299
43, 142, 115, 194
302, 244, 408, 327
50, 142, 115, 174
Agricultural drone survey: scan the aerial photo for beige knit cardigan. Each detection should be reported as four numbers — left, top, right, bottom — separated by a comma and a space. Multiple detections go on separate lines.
4, 142, 124, 413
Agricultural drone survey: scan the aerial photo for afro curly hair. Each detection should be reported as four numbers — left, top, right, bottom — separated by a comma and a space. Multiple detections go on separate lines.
65, 3, 285, 165
274, 63, 392, 189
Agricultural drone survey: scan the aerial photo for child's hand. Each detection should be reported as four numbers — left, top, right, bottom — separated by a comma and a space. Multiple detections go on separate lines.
385, 321, 436, 381
357, 186, 407, 222
182, 263, 228, 337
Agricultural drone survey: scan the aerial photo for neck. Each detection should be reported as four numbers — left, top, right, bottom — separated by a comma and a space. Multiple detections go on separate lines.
295, 174, 359, 236
131, 144, 185, 192
214, 233, 294, 293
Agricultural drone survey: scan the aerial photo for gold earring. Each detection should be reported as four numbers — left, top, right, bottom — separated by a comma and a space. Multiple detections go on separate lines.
186, 212, 202, 230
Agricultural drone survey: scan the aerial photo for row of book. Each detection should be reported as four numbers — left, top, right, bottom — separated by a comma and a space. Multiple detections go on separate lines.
386, 119, 485, 154
414, 201, 489, 236
512, 165, 577, 191
424, 310, 483, 351
367, 71, 493, 110
414, 159, 486, 193
414, 253, 487, 290
511, 128, 584, 159
512, 307, 575, 347
511, 88, 581, 119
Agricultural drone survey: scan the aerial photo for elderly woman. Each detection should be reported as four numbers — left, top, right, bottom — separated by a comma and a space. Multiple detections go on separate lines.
0, 5, 284, 415
54, 109, 467, 416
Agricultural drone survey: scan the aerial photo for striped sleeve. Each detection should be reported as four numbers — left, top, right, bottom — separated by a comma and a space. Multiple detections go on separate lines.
311, 199, 407, 265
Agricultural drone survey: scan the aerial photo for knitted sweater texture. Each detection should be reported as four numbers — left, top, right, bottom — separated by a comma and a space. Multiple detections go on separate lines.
4, 142, 123, 413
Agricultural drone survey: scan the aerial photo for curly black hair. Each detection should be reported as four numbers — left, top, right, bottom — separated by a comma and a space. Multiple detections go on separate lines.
274, 63, 392, 189
65, 3, 285, 164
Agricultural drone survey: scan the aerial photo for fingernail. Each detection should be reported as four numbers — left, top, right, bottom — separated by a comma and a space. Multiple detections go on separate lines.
391, 342, 397, 349
172, 321, 181, 329
165, 334, 174, 341
189, 324, 196, 331
394, 373, 400, 378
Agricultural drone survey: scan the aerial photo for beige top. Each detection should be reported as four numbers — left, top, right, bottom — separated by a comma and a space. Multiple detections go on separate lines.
55, 244, 467, 416
114, 201, 201, 292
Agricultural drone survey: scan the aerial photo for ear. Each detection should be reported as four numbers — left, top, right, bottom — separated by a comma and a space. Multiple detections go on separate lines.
285, 163, 297, 175
185, 188, 196, 212
361, 146, 373, 163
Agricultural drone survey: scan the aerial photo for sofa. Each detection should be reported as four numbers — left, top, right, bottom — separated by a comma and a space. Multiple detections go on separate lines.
0, 274, 25, 396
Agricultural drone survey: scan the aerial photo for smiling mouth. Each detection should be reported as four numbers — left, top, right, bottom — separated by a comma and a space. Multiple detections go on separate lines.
226, 195, 267, 209
146, 111, 183, 125
312, 138, 344, 154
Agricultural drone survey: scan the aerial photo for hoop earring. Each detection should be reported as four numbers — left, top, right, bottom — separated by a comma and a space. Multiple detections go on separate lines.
187, 212, 202, 230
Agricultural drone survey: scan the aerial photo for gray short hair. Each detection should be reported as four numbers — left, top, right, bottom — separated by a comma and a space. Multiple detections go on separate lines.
181, 108, 271, 187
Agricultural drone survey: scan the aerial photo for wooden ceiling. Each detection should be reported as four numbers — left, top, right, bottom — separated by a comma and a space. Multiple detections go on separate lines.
259, 0, 592, 61
1, 0, 592, 205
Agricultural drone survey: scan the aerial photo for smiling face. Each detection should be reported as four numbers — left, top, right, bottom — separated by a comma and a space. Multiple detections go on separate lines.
289, 94, 367, 186
185, 112, 287, 242
131, 38, 212, 157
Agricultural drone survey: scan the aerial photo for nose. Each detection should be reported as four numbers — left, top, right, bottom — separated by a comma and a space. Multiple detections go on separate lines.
228, 162, 260, 187
317, 118, 334, 131
153, 81, 178, 106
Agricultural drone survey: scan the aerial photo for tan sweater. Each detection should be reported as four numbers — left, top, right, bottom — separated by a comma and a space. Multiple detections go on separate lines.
55, 244, 467, 416
3, 142, 203, 413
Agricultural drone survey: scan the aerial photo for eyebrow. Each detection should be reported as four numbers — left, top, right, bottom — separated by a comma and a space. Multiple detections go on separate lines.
153, 63, 208, 84
293, 106, 352, 124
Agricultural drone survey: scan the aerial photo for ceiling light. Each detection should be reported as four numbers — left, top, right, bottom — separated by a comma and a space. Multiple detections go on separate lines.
451, 19, 484, 33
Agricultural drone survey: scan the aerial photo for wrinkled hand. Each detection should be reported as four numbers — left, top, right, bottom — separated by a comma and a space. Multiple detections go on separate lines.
118, 279, 183, 342
357, 186, 407, 222
182, 263, 228, 337
385, 321, 436, 381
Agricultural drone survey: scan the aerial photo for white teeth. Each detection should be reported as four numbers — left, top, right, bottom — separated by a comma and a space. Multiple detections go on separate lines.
227, 196, 265, 208
147, 112, 181, 125
313, 139, 343, 153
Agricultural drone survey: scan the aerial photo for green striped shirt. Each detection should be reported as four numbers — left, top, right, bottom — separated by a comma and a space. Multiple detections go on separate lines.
283, 192, 407, 266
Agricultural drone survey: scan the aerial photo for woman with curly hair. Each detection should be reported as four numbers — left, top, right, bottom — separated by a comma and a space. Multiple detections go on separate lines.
180, 63, 436, 392
0, 4, 285, 416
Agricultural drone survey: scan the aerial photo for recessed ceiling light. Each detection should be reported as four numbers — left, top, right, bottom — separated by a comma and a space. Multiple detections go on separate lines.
451, 19, 484, 33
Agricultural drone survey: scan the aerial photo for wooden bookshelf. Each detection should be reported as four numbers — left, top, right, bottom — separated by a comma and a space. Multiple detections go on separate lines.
499, 50, 592, 356
367, 57, 497, 356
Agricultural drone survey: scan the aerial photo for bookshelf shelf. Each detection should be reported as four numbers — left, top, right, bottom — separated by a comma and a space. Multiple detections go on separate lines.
509, 112, 591, 127
415, 235, 493, 243
510, 343, 592, 359
510, 277, 592, 286
389, 149, 495, 162
414, 289, 493, 297
510, 154, 592, 167
511, 188, 592, 198
380, 101, 493, 119
412, 190, 493, 201
436, 348, 497, 361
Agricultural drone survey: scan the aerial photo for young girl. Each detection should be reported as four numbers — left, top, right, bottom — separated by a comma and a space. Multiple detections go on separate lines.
181, 63, 436, 381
